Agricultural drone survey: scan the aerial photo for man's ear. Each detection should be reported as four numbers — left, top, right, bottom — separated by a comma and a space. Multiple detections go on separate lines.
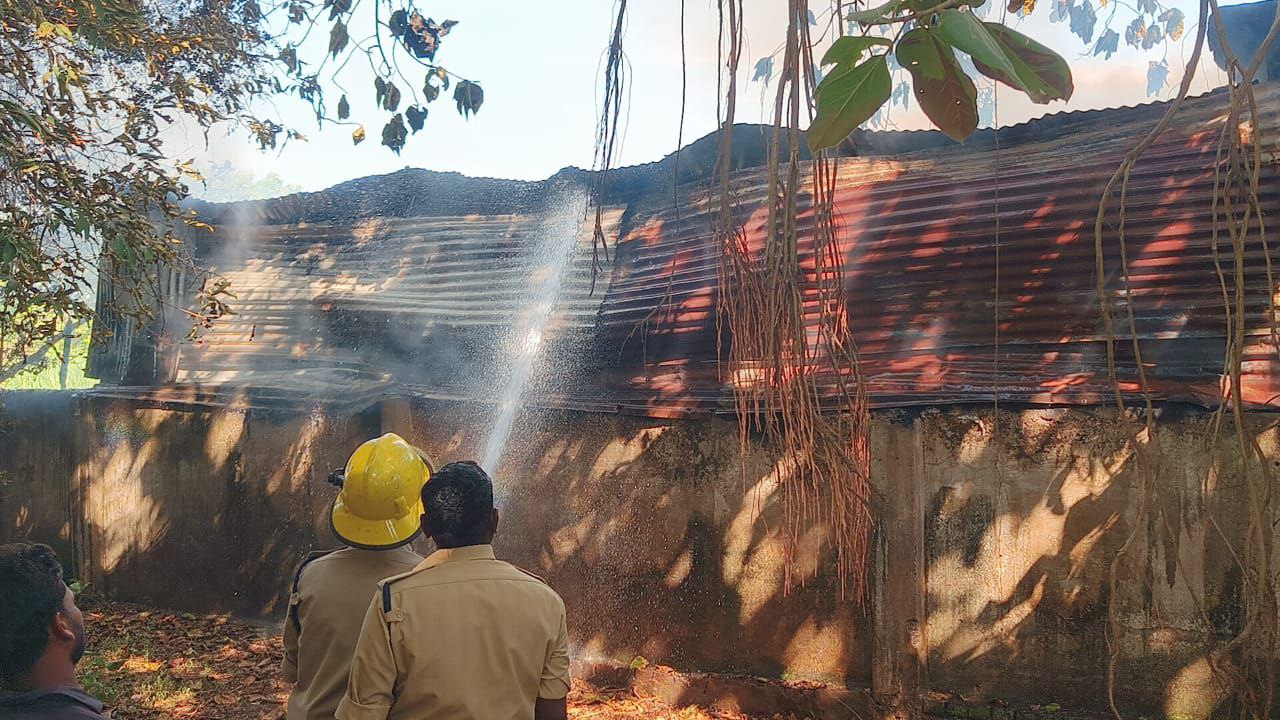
491, 508, 500, 536
50, 609, 75, 643
420, 512, 432, 538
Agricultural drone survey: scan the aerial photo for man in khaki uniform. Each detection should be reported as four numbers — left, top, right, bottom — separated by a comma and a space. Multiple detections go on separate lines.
336, 461, 571, 720
283, 433, 433, 720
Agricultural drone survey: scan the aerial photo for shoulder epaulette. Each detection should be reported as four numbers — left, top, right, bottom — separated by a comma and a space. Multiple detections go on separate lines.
376, 566, 424, 613
289, 549, 336, 633
512, 565, 548, 584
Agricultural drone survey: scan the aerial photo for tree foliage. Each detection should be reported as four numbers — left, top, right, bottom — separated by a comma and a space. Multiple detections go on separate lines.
196, 162, 303, 203
0, 0, 270, 379
810, 1, 1074, 147
751, 0, 1192, 146
276, 1, 483, 155
0, 0, 482, 380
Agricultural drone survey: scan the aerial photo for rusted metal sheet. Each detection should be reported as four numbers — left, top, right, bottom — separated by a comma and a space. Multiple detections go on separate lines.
86, 85, 1280, 416
597, 84, 1280, 415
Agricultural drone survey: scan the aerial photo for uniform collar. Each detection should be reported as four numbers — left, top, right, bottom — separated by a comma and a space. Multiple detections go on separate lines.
414, 544, 495, 571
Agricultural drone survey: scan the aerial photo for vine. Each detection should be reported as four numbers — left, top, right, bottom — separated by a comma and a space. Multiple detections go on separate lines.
1094, 0, 1280, 714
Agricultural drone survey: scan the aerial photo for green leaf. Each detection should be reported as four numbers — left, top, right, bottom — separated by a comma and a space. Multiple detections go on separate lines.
847, 0, 903, 26
896, 28, 977, 141
937, 10, 1072, 103
0, 234, 16, 265
821, 36, 893, 70
807, 54, 892, 151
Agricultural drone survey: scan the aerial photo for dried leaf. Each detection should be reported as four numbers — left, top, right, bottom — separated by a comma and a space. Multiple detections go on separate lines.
752, 56, 773, 82
1146, 59, 1168, 96
1067, 0, 1096, 44
328, 20, 348, 58
1125, 16, 1146, 47
352, 125, 365, 144
1141, 22, 1163, 50
1092, 28, 1119, 59
453, 80, 483, 118
406, 104, 426, 132
381, 113, 407, 153
389, 9, 408, 36
337, 94, 349, 119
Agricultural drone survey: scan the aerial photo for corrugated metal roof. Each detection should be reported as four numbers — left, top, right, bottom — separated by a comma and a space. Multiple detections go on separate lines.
597, 84, 1280, 416
87, 84, 1280, 415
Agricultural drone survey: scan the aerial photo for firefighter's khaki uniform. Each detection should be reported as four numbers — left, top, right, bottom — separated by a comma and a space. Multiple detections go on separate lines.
282, 546, 423, 720
335, 544, 571, 720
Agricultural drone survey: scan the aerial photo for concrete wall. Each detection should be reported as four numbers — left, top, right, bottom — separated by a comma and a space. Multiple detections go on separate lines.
1, 391, 1276, 717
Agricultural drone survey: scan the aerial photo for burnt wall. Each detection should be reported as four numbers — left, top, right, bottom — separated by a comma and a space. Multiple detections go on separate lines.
1, 391, 1276, 717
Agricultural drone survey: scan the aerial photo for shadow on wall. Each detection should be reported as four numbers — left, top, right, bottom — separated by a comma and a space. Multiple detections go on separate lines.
911, 406, 1274, 717
1, 390, 384, 618
1, 392, 1276, 718
397, 399, 1278, 717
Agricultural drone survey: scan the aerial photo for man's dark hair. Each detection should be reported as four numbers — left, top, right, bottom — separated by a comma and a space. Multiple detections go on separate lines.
0, 543, 66, 687
422, 461, 494, 547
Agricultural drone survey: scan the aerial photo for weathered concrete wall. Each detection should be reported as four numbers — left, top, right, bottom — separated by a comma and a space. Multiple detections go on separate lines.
0, 393, 77, 567
1, 392, 1277, 717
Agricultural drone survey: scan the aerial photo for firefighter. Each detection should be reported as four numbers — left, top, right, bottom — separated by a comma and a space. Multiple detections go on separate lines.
335, 461, 571, 720
282, 433, 433, 720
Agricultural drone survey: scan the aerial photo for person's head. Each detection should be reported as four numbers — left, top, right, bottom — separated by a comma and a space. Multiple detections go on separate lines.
420, 461, 498, 549
329, 433, 432, 550
0, 543, 86, 690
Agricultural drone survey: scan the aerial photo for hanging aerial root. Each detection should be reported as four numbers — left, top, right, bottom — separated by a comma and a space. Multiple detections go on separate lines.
1095, 0, 1279, 715
715, 0, 873, 600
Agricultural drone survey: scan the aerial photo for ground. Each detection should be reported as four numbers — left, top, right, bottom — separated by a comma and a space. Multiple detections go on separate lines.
77, 599, 787, 719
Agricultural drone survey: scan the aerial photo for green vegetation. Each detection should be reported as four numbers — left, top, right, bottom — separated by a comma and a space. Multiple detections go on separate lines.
1, 333, 97, 390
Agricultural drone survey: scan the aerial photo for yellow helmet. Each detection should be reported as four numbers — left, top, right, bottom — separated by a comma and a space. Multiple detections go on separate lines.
329, 433, 434, 549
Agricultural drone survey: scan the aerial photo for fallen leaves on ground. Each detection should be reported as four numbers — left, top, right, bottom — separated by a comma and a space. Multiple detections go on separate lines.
78, 599, 787, 720
79, 600, 289, 719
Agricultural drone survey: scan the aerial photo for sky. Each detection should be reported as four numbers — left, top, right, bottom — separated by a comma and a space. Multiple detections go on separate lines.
177, 0, 1234, 200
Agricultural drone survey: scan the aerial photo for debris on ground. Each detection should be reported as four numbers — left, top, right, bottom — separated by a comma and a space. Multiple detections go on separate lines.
78, 599, 795, 719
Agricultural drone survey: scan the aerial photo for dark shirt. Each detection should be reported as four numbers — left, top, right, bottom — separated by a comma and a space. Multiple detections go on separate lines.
0, 687, 105, 719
